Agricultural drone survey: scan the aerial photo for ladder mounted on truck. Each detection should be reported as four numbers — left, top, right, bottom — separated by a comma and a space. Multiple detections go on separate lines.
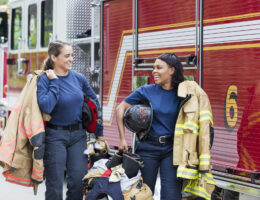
133, 54, 197, 71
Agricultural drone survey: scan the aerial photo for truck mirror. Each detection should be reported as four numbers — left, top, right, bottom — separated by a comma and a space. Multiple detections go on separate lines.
0, 12, 8, 44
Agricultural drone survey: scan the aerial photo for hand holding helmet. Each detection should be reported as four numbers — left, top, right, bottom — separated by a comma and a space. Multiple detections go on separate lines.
123, 102, 153, 141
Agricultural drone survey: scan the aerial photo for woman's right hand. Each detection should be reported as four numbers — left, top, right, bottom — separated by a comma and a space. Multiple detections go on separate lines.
116, 101, 131, 152
119, 138, 128, 152
46, 69, 58, 80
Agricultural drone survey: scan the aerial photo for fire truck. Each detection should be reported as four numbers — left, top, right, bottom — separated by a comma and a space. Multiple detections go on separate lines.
0, 0, 101, 137
0, 4, 8, 139
99, 0, 260, 199
0, 0, 260, 199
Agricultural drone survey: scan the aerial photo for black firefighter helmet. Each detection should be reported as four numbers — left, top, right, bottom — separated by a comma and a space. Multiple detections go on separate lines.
123, 101, 153, 140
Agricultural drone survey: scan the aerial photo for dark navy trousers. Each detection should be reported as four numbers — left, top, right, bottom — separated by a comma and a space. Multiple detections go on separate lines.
136, 140, 182, 200
44, 126, 88, 200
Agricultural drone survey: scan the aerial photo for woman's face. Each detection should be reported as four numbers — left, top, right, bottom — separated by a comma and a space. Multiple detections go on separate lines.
52, 45, 73, 71
152, 59, 175, 87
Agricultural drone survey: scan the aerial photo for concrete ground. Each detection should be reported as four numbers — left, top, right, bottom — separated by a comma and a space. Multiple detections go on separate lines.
0, 168, 66, 200
0, 168, 259, 200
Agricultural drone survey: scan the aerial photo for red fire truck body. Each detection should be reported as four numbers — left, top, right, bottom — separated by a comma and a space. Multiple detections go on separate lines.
1, 0, 260, 197
100, 0, 260, 196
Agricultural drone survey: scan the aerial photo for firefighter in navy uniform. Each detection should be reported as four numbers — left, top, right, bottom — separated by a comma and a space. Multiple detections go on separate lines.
117, 53, 215, 200
37, 41, 103, 200
117, 53, 184, 200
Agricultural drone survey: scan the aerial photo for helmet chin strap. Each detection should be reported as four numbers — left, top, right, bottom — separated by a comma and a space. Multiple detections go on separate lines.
131, 132, 137, 154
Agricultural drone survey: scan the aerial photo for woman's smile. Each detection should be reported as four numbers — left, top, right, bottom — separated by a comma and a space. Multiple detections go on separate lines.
152, 59, 175, 89
154, 75, 160, 82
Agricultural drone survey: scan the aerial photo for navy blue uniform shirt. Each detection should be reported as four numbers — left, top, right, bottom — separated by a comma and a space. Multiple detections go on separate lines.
37, 70, 103, 136
124, 84, 180, 136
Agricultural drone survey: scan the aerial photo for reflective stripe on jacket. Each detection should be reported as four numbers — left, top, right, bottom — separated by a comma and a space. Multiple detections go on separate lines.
0, 70, 50, 192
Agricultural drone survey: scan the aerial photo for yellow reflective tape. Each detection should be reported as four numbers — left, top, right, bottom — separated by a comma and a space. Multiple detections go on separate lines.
200, 161, 210, 165
175, 124, 184, 128
177, 173, 198, 179
183, 121, 199, 129
183, 121, 199, 135
185, 185, 211, 200
177, 166, 198, 180
206, 173, 213, 179
176, 122, 200, 135
199, 158, 210, 162
199, 111, 214, 125
175, 131, 183, 135
206, 180, 215, 185
178, 166, 198, 173
199, 113, 212, 119
199, 116, 214, 125
199, 155, 210, 166
176, 122, 199, 129
205, 176, 216, 185
186, 121, 199, 129
199, 158, 210, 163
199, 154, 210, 159
199, 111, 212, 118
175, 126, 183, 135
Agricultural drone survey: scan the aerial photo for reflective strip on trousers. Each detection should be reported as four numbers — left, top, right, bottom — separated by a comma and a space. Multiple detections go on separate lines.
184, 185, 211, 200
199, 154, 210, 166
177, 166, 198, 179
205, 173, 215, 185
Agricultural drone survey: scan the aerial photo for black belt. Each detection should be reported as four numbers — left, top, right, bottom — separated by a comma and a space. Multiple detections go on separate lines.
46, 123, 82, 131
146, 134, 173, 144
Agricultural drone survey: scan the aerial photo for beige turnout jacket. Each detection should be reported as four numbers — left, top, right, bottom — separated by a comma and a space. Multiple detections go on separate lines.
174, 80, 213, 171
173, 81, 215, 200
0, 70, 50, 193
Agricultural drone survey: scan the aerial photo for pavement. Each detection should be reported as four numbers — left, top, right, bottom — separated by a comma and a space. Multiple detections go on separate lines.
1, 168, 259, 200
0, 168, 66, 200
0, 167, 159, 200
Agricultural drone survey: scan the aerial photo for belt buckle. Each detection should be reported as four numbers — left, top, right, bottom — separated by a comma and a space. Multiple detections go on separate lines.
66, 124, 75, 131
159, 136, 166, 144
68, 125, 73, 131
69, 124, 80, 131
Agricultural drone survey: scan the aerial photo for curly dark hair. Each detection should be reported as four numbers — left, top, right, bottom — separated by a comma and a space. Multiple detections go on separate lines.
157, 53, 185, 89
